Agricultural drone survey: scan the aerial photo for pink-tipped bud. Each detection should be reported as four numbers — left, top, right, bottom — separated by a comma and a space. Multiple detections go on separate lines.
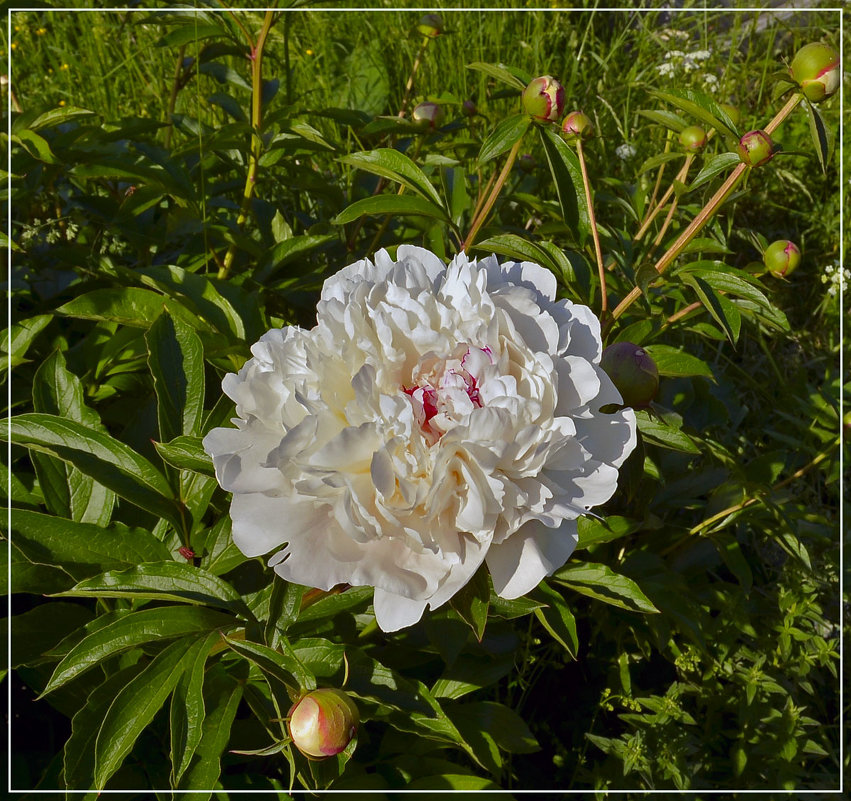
517, 153, 537, 173
462, 99, 477, 117
763, 239, 801, 278
287, 688, 359, 759
737, 130, 775, 167
679, 125, 707, 152
411, 101, 445, 130
561, 111, 594, 141
521, 75, 565, 123
600, 342, 660, 408
417, 13, 444, 39
790, 42, 839, 103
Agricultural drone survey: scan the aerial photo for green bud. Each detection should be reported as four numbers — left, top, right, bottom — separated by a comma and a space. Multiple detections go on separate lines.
679, 125, 707, 152
517, 153, 537, 173
737, 129, 775, 167
288, 689, 359, 759
600, 342, 659, 408
417, 13, 444, 39
790, 42, 839, 102
411, 101, 445, 130
763, 239, 801, 278
561, 111, 594, 141
522, 75, 565, 123
462, 99, 477, 117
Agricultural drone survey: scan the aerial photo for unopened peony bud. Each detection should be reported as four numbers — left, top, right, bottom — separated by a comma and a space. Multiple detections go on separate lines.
679, 125, 707, 152
790, 42, 839, 102
411, 101, 445, 130
522, 75, 565, 123
417, 13, 444, 39
561, 111, 594, 141
462, 99, 477, 117
517, 153, 537, 173
763, 239, 801, 277
737, 130, 775, 167
600, 342, 659, 408
288, 688, 359, 759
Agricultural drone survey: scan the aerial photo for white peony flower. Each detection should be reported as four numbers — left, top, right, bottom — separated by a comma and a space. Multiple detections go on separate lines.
203, 247, 637, 632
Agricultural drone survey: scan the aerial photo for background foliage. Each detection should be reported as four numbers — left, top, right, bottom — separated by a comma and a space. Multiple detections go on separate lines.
3, 2, 844, 795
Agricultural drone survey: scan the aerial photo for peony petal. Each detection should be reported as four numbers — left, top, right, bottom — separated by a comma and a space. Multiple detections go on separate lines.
486, 518, 578, 599
373, 588, 428, 631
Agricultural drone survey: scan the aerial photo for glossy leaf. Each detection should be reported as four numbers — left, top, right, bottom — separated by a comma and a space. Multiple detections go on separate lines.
448, 565, 489, 641
477, 113, 531, 165
680, 273, 741, 344
553, 561, 659, 613
531, 580, 579, 657
635, 410, 701, 454
333, 194, 449, 226
643, 344, 715, 379
689, 152, 741, 191
222, 634, 314, 693
466, 60, 528, 89
539, 126, 590, 244
2, 313, 52, 370
154, 435, 215, 475
803, 98, 834, 173
648, 88, 741, 138
339, 148, 444, 208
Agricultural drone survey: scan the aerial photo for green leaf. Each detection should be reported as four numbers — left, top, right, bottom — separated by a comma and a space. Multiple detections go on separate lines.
7, 509, 170, 581
54, 562, 251, 618
803, 97, 834, 173
11, 129, 59, 164
531, 581, 579, 657
6, 413, 185, 531
56, 287, 209, 332
155, 22, 229, 48
10, 602, 94, 668
154, 435, 215, 475
199, 516, 246, 576
553, 561, 659, 613
146, 312, 205, 442
466, 60, 528, 90
471, 234, 566, 285
680, 273, 741, 345
689, 152, 741, 191
265, 580, 305, 646
448, 566, 489, 642
42, 606, 236, 695
447, 700, 540, 754
32, 349, 115, 525
488, 593, 545, 619
22, 105, 98, 132
635, 410, 701, 454
170, 631, 214, 785
539, 126, 590, 245
339, 148, 444, 208
477, 113, 531, 165
93, 632, 219, 789
222, 635, 314, 694
577, 516, 643, 550
333, 194, 449, 226
637, 150, 684, 175
255, 234, 337, 284
636, 109, 688, 133
648, 88, 741, 138
643, 344, 715, 379
177, 664, 244, 791
1, 313, 52, 371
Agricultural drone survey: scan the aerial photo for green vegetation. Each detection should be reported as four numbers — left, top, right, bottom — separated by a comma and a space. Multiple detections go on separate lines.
4, 4, 843, 794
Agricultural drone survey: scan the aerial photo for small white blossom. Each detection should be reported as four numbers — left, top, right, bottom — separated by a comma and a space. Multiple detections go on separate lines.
616, 143, 637, 160
821, 261, 848, 297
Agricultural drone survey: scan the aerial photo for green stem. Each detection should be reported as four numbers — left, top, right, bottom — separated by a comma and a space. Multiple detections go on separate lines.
218, 10, 277, 281
462, 138, 523, 252
577, 138, 607, 315
398, 35, 431, 118
164, 44, 186, 151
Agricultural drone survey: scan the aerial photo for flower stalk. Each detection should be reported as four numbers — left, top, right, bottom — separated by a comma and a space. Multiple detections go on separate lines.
576, 138, 608, 315
218, 10, 277, 280
462, 138, 523, 251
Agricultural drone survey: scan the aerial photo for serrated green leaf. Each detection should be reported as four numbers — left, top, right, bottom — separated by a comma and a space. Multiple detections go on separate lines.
43, 606, 236, 695
643, 344, 715, 379
333, 193, 449, 226
154, 435, 214, 475
339, 148, 444, 208
94, 632, 218, 789
7, 414, 186, 530
477, 113, 531, 165
147, 311, 205, 443
553, 561, 659, 613
55, 562, 251, 618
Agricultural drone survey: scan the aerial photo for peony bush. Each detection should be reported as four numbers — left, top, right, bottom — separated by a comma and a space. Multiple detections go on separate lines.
6, 7, 841, 794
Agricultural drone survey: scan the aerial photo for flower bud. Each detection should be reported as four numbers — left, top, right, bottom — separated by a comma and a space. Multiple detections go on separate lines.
288, 688, 359, 759
737, 130, 775, 167
679, 125, 707, 152
521, 75, 565, 123
720, 103, 741, 126
417, 13, 444, 39
763, 239, 801, 278
517, 153, 537, 173
411, 101, 445, 130
462, 99, 477, 117
561, 111, 594, 141
790, 42, 839, 102
600, 342, 659, 408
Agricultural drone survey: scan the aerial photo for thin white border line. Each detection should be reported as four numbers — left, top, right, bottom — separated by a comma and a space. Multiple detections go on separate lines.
5, 4, 844, 796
